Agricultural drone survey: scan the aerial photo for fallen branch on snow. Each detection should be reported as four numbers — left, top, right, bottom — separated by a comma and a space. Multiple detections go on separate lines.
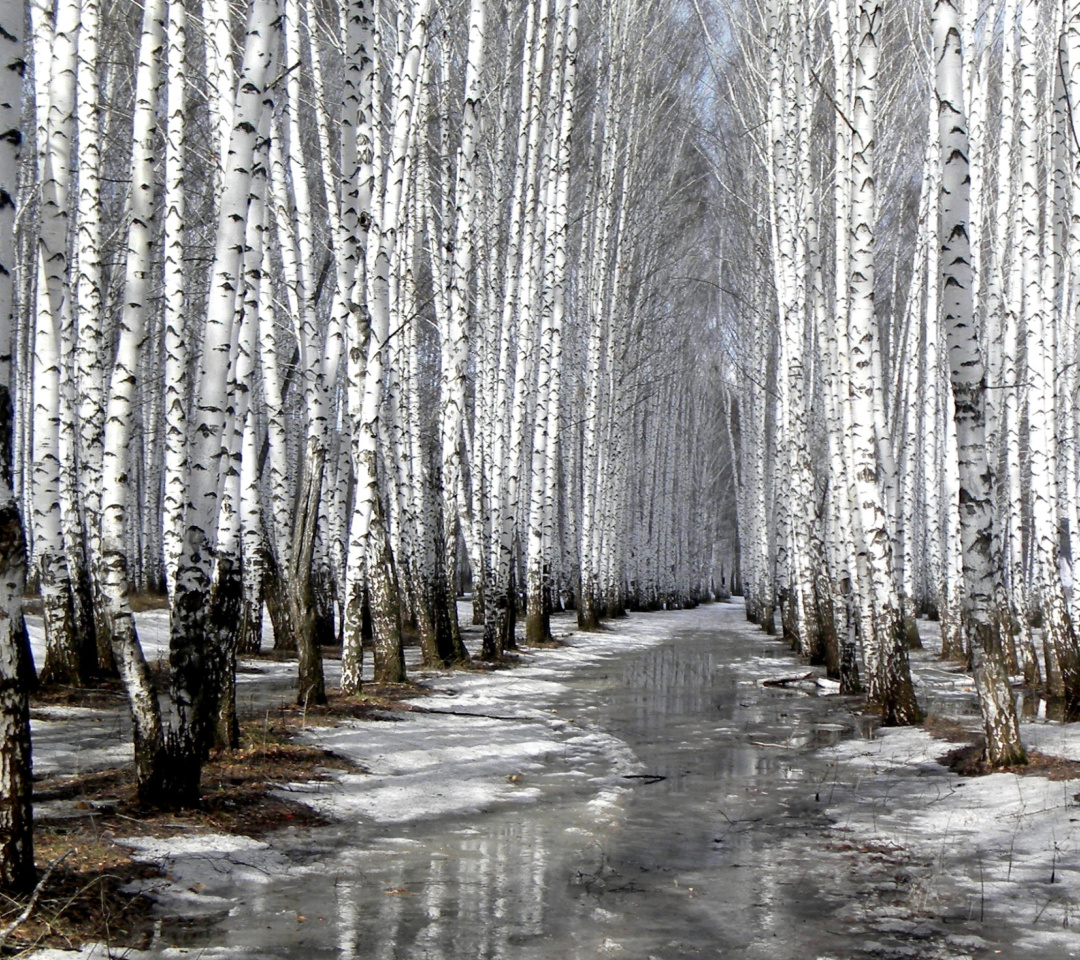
761, 673, 813, 688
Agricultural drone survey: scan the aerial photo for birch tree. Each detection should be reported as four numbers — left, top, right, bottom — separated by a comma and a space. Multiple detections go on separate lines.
526, 0, 578, 645
31, 0, 88, 686
345, 0, 432, 688
0, 0, 35, 892
842, 0, 919, 724
933, 0, 1026, 763
440, 0, 487, 657
96, 0, 171, 800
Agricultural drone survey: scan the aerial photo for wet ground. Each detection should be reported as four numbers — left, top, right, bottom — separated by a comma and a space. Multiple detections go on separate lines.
31, 603, 1080, 959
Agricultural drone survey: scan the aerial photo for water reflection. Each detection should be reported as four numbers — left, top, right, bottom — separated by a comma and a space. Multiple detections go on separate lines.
145, 610, 996, 959
1019, 692, 1067, 721
617, 643, 718, 724
326, 818, 568, 960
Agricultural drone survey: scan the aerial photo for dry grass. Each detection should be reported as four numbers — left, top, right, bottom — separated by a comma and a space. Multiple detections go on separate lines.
937, 741, 1080, 780
522, 636, 568, 650
0, 830, 160, 955
921, 714, 981, 743
30, 680, 128, 711
253, 681, 432, 733
825, 838, 907, 862
21, 592, 168, 620
126, 593, 170, 613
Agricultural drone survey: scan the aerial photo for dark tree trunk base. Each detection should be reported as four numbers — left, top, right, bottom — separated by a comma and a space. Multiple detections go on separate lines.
136, 735, 204, 809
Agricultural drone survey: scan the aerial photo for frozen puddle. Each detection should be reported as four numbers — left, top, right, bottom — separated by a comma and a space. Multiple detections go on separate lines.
29, 604, 1080, 959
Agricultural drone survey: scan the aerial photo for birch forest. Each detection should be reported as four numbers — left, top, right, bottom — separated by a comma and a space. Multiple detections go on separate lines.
0, 0, 1076, 922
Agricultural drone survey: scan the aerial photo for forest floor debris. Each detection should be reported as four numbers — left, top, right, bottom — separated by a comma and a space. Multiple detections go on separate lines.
939, 742, 1080, 780
6, 683, 433, 956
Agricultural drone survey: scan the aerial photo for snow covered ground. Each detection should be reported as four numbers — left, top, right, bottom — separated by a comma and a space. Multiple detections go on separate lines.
282, 613, 682, 827
711, 609, 1080, 957
812, 623, 1080, 958
26, 606, 693, 958
22, 603, 1080, 958
25, 609, 313, 776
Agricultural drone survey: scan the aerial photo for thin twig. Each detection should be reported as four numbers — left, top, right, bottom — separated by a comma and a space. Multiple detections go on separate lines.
0, 849, 73, 949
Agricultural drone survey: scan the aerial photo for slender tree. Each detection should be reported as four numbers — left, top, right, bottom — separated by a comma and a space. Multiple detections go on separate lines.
0, 0, 35, 892
933, 0, 1025, 762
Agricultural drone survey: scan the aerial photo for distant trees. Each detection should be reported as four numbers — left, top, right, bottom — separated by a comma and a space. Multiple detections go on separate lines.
720, 0, 922, 723
5, 0, 725, 814
711, 0, 1080, 761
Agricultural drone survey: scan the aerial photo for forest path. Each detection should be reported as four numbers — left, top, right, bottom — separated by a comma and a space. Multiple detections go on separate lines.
33, 603, 1068, 959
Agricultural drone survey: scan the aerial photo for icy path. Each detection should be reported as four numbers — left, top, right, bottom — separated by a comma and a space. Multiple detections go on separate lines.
28, 602, 1080, 959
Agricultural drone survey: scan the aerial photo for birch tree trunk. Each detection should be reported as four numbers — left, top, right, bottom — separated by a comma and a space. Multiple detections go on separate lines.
482, 0, 552, 657
32, 0, 86, 686
351, 0, 432, 683
526, 0, 574, 646
277, 0, 329, 706
844, 0, 919, 725
1018, 0, 1080, 715
933, 0, 1026, 764
97, 0, 171, 800
440, 0, 487, 659
162, 0, 187, 597
340, 0, 375, 694
165, 0, 279, 805
0, 0, 36, 891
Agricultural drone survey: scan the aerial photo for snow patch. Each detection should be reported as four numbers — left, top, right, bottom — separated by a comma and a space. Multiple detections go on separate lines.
1020, 720, 1080, 762
116, 833, 304, 915
821, 716, 1080, 938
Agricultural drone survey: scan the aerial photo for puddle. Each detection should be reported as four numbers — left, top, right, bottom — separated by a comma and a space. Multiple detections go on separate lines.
44, 606, 1067, 959
1019, 694, 1069, 722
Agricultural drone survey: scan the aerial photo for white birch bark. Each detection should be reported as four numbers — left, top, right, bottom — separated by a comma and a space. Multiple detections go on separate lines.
162, 0, 186, 596
579, 5, 625, 631
1064, 0, 1080, 618
507, 0, 556, 646
526, 0, 571, 644
96, 0, 170, 797
844, 0, 919, 724
481, 0, 544, 657
985, 0, 1019, 439
212, 187, 266, 747
1019, 0, 1080, 713
933, 0, 1026, 763
73, 0, 105, 564
202, 0, 234, 181
0, 0, 35, 891
340, 0, 376, 694
441, 0, 487, 654
352, 0, 432, 682
31, 0, 84, 685
275, 0, 332, 705
168, 0, 279, 799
